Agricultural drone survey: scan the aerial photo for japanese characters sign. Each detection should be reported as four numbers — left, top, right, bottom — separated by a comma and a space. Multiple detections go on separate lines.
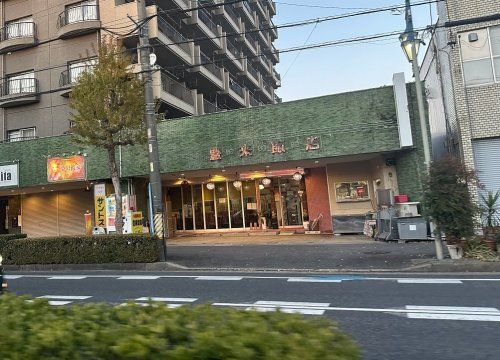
47, 155, 86, 182
210, 147, 221, 161
94, 184, 107, 229
305, 136, 321, 151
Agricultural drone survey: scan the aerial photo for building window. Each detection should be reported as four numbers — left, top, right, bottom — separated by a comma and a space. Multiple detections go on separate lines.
7, 127, 36, 142
5, 16, 34, 39
6, 71, 36, 95
69, 58, 97, 83
335, 181, 370, 202
460, 26, 500, 86
65, 0, 98, 24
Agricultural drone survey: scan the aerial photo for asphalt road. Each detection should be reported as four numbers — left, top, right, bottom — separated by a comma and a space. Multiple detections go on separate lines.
5, 271, 500, 360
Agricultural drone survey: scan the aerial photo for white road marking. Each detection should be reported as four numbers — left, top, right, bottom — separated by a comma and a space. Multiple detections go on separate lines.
117, 276, 160, 280
195, 276, 243, 281
406, 306, 499, 313
135, 297, 197, 303
254, 301, 330, 308
4, 275, 23, 279
48, 301, 73, 306
247, 306, 326, 315
37, 295, 92, 300
406, 313, 500, 321
48, 276, 87, 280
397, 279, 463, 284
287, 278, 343, 283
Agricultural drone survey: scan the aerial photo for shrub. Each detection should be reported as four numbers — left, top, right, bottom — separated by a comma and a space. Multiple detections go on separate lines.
0, 233, 27, 241
0, 234, 160, 265
422, 156, 479, 244
0, 294, 360, 360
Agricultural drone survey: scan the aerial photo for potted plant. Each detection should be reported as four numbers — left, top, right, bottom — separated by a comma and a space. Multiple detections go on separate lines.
422, 157, 479, 259
480, 190, 500, 251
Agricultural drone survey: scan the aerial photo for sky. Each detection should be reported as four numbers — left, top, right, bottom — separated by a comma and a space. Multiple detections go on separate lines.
273, 0, 437, 101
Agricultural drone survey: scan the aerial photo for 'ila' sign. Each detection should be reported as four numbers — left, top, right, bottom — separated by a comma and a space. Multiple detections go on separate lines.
0, 164, 19, 188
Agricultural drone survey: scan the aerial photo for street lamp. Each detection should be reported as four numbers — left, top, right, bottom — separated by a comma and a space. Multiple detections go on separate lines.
399, 30, 421, 63
400, 0, 443, 260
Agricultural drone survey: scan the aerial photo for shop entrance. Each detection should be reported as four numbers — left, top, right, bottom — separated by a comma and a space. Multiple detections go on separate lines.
167, 175, 308, 232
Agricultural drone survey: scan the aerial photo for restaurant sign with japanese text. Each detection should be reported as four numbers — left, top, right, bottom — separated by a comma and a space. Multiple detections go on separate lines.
47, 155, 86, 183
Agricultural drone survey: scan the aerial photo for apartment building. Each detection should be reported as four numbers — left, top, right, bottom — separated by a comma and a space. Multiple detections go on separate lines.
0, 0, 280, 141
422, 0, 500, 196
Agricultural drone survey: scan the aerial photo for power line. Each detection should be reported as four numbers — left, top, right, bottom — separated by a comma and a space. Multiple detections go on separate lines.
0, 0, 440, 79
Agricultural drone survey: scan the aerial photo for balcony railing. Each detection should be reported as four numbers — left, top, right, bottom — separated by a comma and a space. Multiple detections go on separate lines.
0, 22, 36, 41
243, 1, 253, 14
224, 4, 239, 25
203, 99, 220, 114
157, 17, 191, 54
245, 32, 256, 51
247, 62, 258, 79
1, 78, 38, 97
263, 81, 272, 94
200, 52, 223, 80
227, 40, 240, 59
57, 5, 99, 28
229, 77, 244, 98
250, 95, 263, 107
161, 72, 194, 106
198, 8, 218, 34
59, 64, 95, 87
7, 135, 37, 143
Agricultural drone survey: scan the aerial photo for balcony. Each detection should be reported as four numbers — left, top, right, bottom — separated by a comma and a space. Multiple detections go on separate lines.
235, 1, 256, 28
191, 47, 225, 90
224, 72, 246, 106
197, 94, 222, 115
0, 22, 37, 54
56, 4, 100, 39
159, 72, 197, 115
269, 19, 278, 39
241, 29, 258, 55
213, 1, 241, 33
268, 43, 279, 63
265, 0, 277, 16
260, 80, 273, 101
222, 38, 244, 72
154, 16, 194, 65
0, 78, 39, 108
59, 63, 95, 96
249, 94, 264, 107
252, 0, 268, 20
186, 7, 222, 49
245, 60, 260, 88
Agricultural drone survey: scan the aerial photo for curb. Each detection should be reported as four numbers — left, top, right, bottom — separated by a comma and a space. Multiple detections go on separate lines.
4, 260, 500, 273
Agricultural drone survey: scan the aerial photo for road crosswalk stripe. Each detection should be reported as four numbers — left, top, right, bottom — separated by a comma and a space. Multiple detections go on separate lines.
254, 301, 330, 308
195, 276, 243, 281
397, 279, 463, 284
48, 300, 73, 306
135, 297, 197, 302
38, 295, 92, 300
246, 306, 326, 315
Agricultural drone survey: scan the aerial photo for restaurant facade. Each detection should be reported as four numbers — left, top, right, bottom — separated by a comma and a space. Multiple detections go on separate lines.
0, 75, 428, 237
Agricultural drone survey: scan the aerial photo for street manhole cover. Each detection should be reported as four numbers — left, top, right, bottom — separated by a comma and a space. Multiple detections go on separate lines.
363, 251, 391, 255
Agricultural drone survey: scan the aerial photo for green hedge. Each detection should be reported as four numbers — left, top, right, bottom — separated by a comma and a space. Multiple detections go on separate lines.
0, 233, 27, 241
0, 234, 159, 265
0, 294, 360, 359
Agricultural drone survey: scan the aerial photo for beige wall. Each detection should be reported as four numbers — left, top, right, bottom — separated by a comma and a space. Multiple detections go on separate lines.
0, 0, 101, 139
326, 157, 399, 216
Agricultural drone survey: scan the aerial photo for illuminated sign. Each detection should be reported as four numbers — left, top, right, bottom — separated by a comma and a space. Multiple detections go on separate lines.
0, 164, 19, 188
47, 155, 86, 182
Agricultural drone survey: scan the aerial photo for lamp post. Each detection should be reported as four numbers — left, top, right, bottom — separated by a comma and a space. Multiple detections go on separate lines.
400, 0, 443, 260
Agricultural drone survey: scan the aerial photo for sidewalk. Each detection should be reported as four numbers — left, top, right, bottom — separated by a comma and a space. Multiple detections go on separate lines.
166, 234, 437, 271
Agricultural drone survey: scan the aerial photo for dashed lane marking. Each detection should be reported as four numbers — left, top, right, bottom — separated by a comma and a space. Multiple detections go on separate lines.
288, 278, 343, 283
48, 276, 88, 280
117, 276, 161, 280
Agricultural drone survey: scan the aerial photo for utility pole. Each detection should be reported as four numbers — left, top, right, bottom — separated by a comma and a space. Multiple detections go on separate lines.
402, 0, 443, 260
136, 0, 167, 257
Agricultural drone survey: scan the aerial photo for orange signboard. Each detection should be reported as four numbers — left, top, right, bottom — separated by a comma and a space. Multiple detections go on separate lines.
47, 155, 86, 182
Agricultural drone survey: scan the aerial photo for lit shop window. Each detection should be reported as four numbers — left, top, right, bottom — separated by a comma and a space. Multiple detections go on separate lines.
460, 26, 500, 86
335, 181, 370, 202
